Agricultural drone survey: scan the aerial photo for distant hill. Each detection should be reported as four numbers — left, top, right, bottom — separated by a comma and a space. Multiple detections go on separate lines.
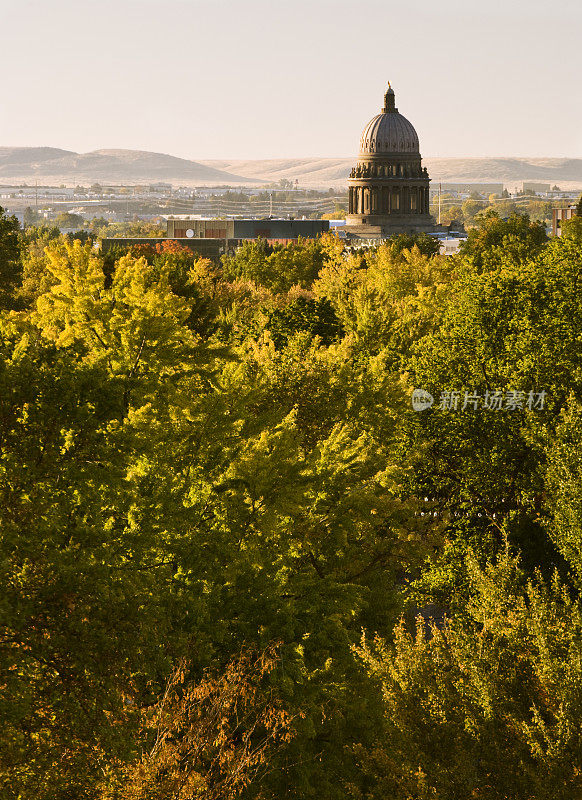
202, 157, 582, 189
424, 158, 582, 185
201, 158, 354, 186
1, 147, 582, 189
0, 147, 257, 186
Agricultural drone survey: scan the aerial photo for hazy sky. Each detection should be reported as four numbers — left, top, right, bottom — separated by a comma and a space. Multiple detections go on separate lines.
2, 0, 581, 160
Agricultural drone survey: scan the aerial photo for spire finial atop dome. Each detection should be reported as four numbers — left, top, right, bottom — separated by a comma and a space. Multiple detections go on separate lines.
383, 83, 397, 113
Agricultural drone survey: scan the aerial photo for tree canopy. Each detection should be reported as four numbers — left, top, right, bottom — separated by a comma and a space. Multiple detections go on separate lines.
1, 208, 582, 799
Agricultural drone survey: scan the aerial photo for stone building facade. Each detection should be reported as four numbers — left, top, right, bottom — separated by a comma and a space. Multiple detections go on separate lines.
345, 85, 439, 238
552, 205, 577, 237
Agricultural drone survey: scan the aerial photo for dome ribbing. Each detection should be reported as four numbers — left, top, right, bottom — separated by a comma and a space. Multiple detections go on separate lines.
359, 87, 419, 155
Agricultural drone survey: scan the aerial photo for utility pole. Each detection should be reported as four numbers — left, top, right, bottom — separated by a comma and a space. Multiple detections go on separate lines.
269, 192, 273, 217
438, 182, 442, 225
35, 180, 38, 208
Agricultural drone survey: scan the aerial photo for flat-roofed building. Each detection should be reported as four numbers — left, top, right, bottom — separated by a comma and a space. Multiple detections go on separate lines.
100, 237, 235, 262
523, 182, 551, 194
167, 218, 235, 239
166, 217, 329, 243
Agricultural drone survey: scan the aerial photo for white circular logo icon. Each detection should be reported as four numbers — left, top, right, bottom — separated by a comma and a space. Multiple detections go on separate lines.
185, 228, 194, 238
412, 388, 434, 411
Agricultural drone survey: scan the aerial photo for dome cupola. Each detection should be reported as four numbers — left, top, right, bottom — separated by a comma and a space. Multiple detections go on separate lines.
359, 84, 420, 155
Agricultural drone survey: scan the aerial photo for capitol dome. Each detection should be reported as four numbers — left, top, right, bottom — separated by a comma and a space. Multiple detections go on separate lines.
359, 86, 420, 155
346, 83, 436, 235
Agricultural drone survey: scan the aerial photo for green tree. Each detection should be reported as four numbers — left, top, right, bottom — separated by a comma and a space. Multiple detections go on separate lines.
0, 237, 440, 799
5, 194, 582, 800
314, 241, 453, 368
386, 232, 440, 258
222, 237, 325, 293
23, 206, 43, 227
357, 544, 582, 800
0, 241, 230, 798
18, 226, 64, 305
321, 204, 347, 220
544, 402, 582, 583
96, 219, 165, 238
397, 229, 582, 609
89, 215, 110, 231
53, 211, 85, 229
209, 337, 437, 796
265, 296, 343, 349
461, 198, 487, 226
0, 205, 22, 308
459, 209, 547, 270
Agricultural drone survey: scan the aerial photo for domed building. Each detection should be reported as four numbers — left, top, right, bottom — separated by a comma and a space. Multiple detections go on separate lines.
345, 84, 439, 238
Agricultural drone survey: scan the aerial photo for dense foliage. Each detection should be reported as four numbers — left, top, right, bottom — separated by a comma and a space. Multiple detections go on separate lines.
1, 207, 582, 799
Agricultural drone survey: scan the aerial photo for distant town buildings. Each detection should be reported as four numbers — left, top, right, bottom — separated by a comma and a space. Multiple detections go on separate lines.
148, 182, 172, 194
429, 183, 504, 198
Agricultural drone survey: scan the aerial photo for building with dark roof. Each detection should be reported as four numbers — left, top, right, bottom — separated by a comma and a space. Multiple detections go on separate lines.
166, 217, 329, 242
100, 219, 331, 263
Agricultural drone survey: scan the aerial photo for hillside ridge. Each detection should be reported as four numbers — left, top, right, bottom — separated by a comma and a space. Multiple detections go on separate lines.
1, 147, 581, 188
